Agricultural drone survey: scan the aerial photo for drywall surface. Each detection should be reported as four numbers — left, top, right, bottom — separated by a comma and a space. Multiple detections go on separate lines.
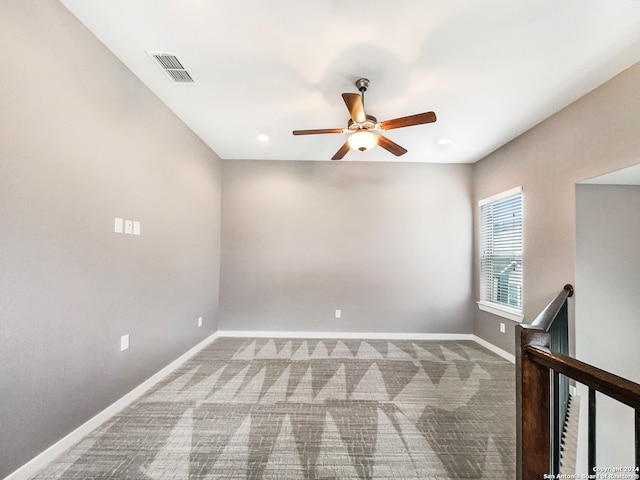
575, 184, 640, 472
0, 1, 222, 476
472, 61, 640, 355
219, 160, 473, 334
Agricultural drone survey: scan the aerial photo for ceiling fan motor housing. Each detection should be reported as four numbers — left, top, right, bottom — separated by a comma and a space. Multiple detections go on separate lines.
347, 114, 378, 132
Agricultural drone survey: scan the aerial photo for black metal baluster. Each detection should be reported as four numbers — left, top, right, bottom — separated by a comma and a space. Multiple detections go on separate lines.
588, 388, 596, 475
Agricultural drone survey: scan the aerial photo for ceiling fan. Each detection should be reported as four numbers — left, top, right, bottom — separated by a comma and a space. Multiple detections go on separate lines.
293, 78, 437, 160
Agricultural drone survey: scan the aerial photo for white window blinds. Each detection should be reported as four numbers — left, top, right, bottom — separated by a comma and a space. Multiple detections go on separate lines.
479, 187, 523, 311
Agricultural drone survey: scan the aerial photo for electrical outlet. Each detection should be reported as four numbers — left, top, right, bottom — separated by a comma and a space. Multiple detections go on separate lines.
500, 322, 506, 334
335, 309, 341, 319
198, 316, 203, 327
120, 334, 130, 351
133, 221, 141, 236
114, 217, 124, 233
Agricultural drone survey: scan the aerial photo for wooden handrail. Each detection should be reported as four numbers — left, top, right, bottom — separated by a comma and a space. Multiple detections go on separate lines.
530, 284, 574, 331
517, 284, 640, 478
517, 284, 574, 480
525, 345, 640, 410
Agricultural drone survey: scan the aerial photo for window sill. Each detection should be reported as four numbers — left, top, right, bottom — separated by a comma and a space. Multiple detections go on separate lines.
477, 301, 524, 323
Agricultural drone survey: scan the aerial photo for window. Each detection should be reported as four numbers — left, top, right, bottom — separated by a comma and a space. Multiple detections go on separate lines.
478, 187, 523, 322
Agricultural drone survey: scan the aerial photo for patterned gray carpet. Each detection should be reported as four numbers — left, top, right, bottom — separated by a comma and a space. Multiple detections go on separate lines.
31, 338, 515, 479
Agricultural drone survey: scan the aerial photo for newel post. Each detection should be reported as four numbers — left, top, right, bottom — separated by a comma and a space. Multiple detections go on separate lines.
516, 324, 551, 480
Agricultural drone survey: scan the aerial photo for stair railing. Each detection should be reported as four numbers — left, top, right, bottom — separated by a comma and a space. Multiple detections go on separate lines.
516, 284, 640, 479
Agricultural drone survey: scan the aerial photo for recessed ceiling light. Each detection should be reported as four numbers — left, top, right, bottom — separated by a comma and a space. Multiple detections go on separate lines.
437, 138, 450, 145
257, 134, 269, 142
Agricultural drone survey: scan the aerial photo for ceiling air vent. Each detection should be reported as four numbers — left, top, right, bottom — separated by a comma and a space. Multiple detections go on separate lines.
148, 52, 195, 84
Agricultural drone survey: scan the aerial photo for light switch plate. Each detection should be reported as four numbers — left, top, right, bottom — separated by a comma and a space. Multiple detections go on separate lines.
133, 221, 141, 236
124, 220, 133, 235
198, 316, 203, 327
335, 309, 341, 319
114, 217, 124, 233
120, 334, 130, 351
500, 322, 506, 334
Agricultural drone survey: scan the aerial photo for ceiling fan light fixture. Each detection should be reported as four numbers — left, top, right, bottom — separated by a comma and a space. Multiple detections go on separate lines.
348, 130, 378, 152
292, 78, 436, 159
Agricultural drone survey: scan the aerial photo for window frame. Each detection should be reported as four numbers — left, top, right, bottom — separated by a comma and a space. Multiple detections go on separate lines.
477, 186, 524, 322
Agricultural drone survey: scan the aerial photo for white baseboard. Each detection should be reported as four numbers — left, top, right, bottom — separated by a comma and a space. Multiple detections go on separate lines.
8, 330, 513, 479
219, 330, 514, 362
472, 335, 515, 363
217, 330, 475, 341
5, 332, 219, 480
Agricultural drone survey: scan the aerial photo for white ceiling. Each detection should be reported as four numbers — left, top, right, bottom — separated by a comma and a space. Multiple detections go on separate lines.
59, 0, 640, 163
580, 164, 640, 185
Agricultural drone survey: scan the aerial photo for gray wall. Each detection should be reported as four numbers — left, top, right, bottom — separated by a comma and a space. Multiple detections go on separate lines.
472, 61, 640, 355
575, 184, 640, 471
219, 160, 473, 334
0, 1, 222, 477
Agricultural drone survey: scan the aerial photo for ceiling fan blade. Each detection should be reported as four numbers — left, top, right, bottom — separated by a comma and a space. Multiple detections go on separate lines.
377, 135, 408, 156
331, 142, 351, 160
342, 93, 366, 123
293, 128, 344, 135
379, 111, 437, 130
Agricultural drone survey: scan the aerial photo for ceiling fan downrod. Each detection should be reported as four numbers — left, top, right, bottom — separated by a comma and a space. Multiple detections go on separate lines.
355, 78, 369, 110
